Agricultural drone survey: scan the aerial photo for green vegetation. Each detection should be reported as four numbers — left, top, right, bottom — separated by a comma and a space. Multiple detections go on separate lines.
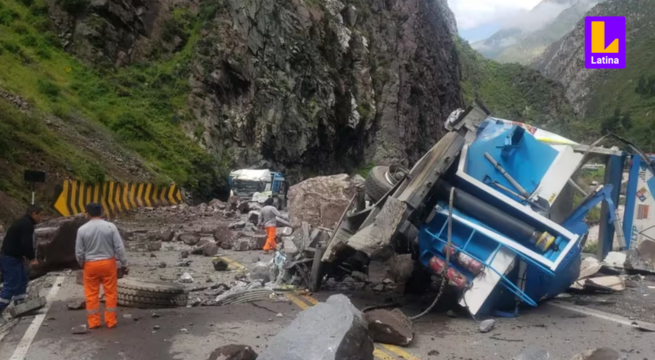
0, 0, 227, 199
456, 37, 576, 130
0, 99, 107, 200
355, 163, 375, 179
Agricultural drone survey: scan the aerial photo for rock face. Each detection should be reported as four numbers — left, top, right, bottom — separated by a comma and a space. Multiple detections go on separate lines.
258, 294, 374, 360
51, 0, 462, 178
288, 174, 358, 229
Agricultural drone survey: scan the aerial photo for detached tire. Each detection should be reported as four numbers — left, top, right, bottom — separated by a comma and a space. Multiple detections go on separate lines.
365, 166, 393, 202
117, 278, 187, 308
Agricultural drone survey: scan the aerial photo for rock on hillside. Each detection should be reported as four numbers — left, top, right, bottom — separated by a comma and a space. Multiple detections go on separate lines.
49, 0, 464, 177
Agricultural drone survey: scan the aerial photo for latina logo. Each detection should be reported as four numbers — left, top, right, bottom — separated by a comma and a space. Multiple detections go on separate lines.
585, 16, 626, 69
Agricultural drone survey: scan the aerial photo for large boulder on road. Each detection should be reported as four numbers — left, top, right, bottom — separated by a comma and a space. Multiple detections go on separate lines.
287, 174, 359, 229
364, 308, 414, 346
207, 345, 257, 360
31, 215, 89, 277
258, 294, 374, 360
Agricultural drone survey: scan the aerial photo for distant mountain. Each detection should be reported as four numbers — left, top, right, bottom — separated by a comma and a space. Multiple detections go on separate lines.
533, 0, 655, 149
456, 37, 576, 133
472, 0, 604, 65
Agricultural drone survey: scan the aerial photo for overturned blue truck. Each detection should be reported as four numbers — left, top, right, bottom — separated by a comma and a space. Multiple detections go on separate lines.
316, 104, 651, 316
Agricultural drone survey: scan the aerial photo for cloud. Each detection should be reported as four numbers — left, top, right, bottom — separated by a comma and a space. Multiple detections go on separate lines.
501, 2, 570, 31
447, 0, 542, 30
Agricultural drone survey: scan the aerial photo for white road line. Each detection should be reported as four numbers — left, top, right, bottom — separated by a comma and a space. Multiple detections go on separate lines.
547, 300, 655, 328
9, 276, 65, 360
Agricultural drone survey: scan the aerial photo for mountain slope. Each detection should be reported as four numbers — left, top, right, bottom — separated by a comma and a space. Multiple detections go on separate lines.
0, 0, 464, 221
457, 37, 576, 132
473, 0, 603, 65
534, 0, 655, 148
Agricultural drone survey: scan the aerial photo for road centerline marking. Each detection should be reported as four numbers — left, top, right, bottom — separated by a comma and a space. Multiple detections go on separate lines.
9, 275, 65, 360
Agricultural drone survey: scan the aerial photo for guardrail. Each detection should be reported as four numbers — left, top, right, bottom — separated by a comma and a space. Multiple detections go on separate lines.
53, 179, 183, 217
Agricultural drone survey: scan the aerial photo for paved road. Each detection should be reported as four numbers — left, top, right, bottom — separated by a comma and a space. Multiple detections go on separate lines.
1, 255, 653, 360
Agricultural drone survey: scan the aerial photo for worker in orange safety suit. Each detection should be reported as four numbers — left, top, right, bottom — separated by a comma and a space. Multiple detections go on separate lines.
75, 203, 128, 329
258, 197, 288, 253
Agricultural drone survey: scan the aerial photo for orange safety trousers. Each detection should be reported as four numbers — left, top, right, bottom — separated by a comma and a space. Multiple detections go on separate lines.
263, 226, 277, 251
83, 258, 118, 329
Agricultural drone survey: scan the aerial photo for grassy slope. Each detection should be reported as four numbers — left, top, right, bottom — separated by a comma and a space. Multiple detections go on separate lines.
456, 37, 576, 130
0, 0, 225, 201
586, 37, 655, 151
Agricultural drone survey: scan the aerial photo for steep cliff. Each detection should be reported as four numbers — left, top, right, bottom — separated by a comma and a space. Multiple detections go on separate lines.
49, 0, 464, 176
534, 0, 655, 147
0, 0, 464, 220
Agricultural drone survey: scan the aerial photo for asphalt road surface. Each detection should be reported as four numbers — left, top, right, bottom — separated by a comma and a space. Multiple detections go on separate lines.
1, 255, 653, 360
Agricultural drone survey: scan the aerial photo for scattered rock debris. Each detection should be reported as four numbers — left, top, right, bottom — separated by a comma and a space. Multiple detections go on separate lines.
479, 319, 496, 333
71, 325, 88, 335
365, 308, 414, 346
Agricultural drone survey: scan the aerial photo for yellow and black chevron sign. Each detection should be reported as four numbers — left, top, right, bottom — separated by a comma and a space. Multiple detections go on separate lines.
54, 180, 183, 218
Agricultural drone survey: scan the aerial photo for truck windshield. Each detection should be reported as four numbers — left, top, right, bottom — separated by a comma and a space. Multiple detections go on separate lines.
233, 180, 266, 196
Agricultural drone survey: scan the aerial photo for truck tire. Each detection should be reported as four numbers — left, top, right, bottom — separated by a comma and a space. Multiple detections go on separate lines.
117, 278, 186, 308
118, 293, 188, 308
365, 166, 393, 202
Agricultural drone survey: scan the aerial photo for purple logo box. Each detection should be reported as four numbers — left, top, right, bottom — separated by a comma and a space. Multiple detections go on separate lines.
585, 16, 626, 69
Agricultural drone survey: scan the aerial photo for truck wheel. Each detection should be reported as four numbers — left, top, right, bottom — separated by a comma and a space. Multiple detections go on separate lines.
365, 166, 393, 202
117, 278, 187, 308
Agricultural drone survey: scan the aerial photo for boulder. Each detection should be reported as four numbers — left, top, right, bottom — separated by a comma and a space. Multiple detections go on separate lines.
32, 215, 89, 277
207, 345, 258, 360
208, 199, 227, 210
213, 257, 229, 271
258, 294, 374, 360
287, 174, 359, 229
232, 233, 267, 251
570, 348, 620, 360
158, 229, 175, 242
229, 221, 246, 230
282, 238, 298, 256
213, 227, 236, 248
67, 299, 86, 310
364, 309, 414, 346
201, 242, 219, 257
247, 211, 260, 225
180, 233, 201, 246
237, 202, 250, 214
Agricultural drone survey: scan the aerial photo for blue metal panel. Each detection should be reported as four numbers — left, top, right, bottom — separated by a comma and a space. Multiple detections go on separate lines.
465, 120, 558, 201
623, 156, 641, 249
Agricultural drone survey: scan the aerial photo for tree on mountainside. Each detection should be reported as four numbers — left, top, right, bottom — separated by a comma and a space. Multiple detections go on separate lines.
636, 75, 647, 95
600, 107, 631, 135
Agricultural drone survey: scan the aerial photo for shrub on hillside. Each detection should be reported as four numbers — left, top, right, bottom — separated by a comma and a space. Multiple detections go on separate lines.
37, 79, 60, 99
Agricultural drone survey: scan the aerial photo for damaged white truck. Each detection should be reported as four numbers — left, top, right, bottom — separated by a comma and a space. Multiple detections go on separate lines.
313, 104, 655, 317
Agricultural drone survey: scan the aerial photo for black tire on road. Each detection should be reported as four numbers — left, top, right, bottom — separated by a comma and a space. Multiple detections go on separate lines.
117, 278, 187, 308
365, 166, 393, 202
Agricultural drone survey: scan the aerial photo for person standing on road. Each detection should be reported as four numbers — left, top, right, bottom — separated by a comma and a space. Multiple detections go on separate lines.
259, 197, 288, 253
75, 203, 128, 329
0, 205, 42, 314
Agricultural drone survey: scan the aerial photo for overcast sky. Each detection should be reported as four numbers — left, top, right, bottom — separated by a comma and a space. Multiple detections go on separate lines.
447, 0, 544, 42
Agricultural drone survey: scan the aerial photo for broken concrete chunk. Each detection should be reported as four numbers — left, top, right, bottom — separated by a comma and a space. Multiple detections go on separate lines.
159, 230, 175, 242
479, 319, 495, 333
213, 257, 229, 271
513, 349, 551, 360
208, 344, 258, 360
179, 272, 194, 283
179, 233, 201, 246
67, 299, 86, 311
365, 308, 414, 346
247, 211, 260, 225
258, 294, 374, 360
570, 348, 621, 360
229, 221, 246, 230
283, 238, 298, 256
71, 325, 88, 335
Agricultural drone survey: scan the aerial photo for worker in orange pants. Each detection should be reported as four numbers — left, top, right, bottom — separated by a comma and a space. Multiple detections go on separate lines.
76, 203, 129, 329
84, 258, 118, 328
259, 197, 288, 253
